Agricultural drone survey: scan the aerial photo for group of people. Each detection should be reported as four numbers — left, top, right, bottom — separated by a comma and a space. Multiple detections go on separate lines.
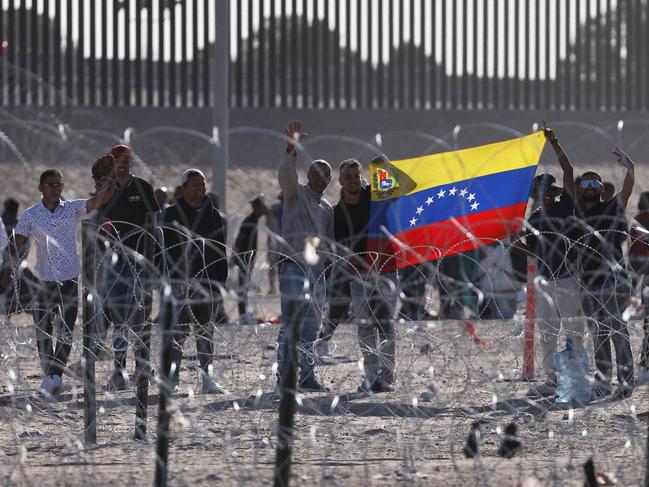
1, 122, 648, 402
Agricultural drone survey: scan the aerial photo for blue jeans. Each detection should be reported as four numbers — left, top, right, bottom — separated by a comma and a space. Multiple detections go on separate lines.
104, 257, 151, 371
277, 261, 326, 385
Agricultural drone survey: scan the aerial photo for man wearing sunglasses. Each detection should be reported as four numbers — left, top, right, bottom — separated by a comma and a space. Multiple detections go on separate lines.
521, 127, 584, 397
570, 147, 636, 399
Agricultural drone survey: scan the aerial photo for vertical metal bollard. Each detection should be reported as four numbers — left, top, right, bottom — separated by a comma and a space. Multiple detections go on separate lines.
155, 284, 173, 487
81, 220, 97, 445
135, 213, 156, 440
274, 299, 302, 487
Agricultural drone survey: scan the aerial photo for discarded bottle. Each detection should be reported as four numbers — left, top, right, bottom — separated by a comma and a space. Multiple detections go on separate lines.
554, 337, 591, 404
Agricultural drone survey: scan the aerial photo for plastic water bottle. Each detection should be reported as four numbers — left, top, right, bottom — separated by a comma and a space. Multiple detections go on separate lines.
554, 337, 591, 404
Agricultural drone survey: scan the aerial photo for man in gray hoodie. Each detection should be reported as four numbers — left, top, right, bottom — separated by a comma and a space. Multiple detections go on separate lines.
276, 120, 334, 392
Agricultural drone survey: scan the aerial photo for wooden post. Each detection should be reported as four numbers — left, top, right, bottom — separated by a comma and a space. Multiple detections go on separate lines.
274, 299, 302, 487
135, 213, 156, 440
154, 285, 173, 487
522, 257, 536, 381
82, 220, 96, 445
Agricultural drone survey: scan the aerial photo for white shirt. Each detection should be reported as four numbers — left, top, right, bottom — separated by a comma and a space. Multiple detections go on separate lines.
0, 218, 7, 269
15, 199, 87, 282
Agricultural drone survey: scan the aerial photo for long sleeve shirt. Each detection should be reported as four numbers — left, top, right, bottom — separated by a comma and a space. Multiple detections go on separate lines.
277, 151, 334, 270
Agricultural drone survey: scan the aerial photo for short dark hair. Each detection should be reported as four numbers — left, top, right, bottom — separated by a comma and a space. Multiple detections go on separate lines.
339, 158, 362, 173
40, 169, 63, 185
581, 170, 602, 181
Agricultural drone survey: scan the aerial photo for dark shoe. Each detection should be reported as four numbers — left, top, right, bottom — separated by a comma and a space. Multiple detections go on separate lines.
614, 382, 634, 399
105, 369, 131, 392
372, 380, 394, 393
299, 377, 329, 393
357, 379, 375, 394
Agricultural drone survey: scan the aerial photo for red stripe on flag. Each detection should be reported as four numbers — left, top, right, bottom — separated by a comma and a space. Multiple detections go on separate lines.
366, 202, 527, 272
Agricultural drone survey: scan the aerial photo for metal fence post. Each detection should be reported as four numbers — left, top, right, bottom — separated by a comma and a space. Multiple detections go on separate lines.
154, 284, 173, 487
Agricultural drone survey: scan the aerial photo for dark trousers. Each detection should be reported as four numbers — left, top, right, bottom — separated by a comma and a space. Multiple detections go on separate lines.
169, 296, 224, 377
32, 279, 79, 378
235, 253, 255, 317
104, 258, 152, 375
582, 280, 634, 386
399, 264, 428, 321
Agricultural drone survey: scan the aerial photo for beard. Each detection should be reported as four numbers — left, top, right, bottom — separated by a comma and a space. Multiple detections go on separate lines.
582, 191, 600, 202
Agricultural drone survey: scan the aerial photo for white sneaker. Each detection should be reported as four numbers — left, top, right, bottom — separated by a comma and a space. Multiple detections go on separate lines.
38, 375, 63, 395
201, 373, 230, 395
316, 341, 330, 358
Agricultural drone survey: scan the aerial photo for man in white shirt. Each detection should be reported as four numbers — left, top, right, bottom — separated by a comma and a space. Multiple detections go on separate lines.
12, 164, 115, 396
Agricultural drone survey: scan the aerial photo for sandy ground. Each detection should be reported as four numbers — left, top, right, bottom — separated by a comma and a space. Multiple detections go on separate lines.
1, 309, 649, 486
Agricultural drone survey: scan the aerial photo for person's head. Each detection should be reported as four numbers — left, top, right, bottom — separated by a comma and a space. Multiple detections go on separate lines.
531, 173, 562, 209
174, 185, 183, 201
639, 191, 649, 211
91, 153, 116, 193
250, 195, 268, 217
180, 168, 207, 206
307, 159, 332, 194
39, 169, 64, 205
2, 197, 18, 214
338, 159, 362, 197
579, 170, 604, 203
602, 181, 615, 201
111, 144, 133, 179
154, 187, 168, 207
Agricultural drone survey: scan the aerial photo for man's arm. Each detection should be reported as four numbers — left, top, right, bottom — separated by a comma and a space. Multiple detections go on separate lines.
611, 145, 635, 208
544, 127, 575, 197
86, 180, 116, 214
277, 120, 305, 200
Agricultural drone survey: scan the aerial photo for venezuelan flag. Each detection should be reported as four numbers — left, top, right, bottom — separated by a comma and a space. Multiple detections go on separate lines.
366, 131, 545, 272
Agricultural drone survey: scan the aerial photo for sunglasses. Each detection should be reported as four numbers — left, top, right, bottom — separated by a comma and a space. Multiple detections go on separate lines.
580, 179, 602, 189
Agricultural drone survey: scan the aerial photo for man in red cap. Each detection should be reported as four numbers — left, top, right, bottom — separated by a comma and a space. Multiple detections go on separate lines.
99, 144, 160, 391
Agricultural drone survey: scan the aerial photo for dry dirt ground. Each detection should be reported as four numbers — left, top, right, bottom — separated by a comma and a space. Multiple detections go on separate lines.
1, 307, 649, 486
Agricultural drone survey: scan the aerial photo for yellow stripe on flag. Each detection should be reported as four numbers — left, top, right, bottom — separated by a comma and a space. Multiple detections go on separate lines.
370, 131, 546, 201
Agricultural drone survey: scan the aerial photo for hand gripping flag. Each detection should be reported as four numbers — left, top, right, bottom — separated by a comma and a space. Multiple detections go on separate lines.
366, 131, 545, 272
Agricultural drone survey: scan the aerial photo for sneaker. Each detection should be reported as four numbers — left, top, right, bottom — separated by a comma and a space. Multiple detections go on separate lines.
614, 382, 634, 399
170, 374, 180, 394
315, 340, 331, 358
38, 375, 56, 395
373, 380, 394, 393
299, 376, 329, 393
590, 381, 613, 401
105, 369, 132, 392
357, 378, 375, 394
528, 379, 557, 397
201, 373, 230, 395
50, 375, 64, 395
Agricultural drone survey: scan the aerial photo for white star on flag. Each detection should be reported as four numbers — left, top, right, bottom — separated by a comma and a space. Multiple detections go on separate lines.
467, 193, 476, 202
437, 189, 446, 198
459, 188, 468, 197
409, 217, 418, 226
449, 187, 458, 195
470, 202, 480, 211
416, 206, 424, 215
426, 196, 434, 205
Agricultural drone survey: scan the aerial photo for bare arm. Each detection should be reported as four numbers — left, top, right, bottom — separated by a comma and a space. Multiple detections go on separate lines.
611, 145, 635, 208
86, 180, 116, 214
543, 126, 575, 197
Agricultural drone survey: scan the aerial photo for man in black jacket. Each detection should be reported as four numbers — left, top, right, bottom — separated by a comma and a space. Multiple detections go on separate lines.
161, 168, 229, 394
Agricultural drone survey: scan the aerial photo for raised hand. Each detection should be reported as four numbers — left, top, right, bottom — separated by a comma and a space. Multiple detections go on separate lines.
611, 145, 633, 169
284, 120, 306, 154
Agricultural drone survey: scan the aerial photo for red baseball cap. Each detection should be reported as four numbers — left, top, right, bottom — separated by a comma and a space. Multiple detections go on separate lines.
111, 144, 131, 161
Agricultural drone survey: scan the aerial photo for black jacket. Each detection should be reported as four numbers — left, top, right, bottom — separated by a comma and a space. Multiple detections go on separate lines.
162, 196, 228, 284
